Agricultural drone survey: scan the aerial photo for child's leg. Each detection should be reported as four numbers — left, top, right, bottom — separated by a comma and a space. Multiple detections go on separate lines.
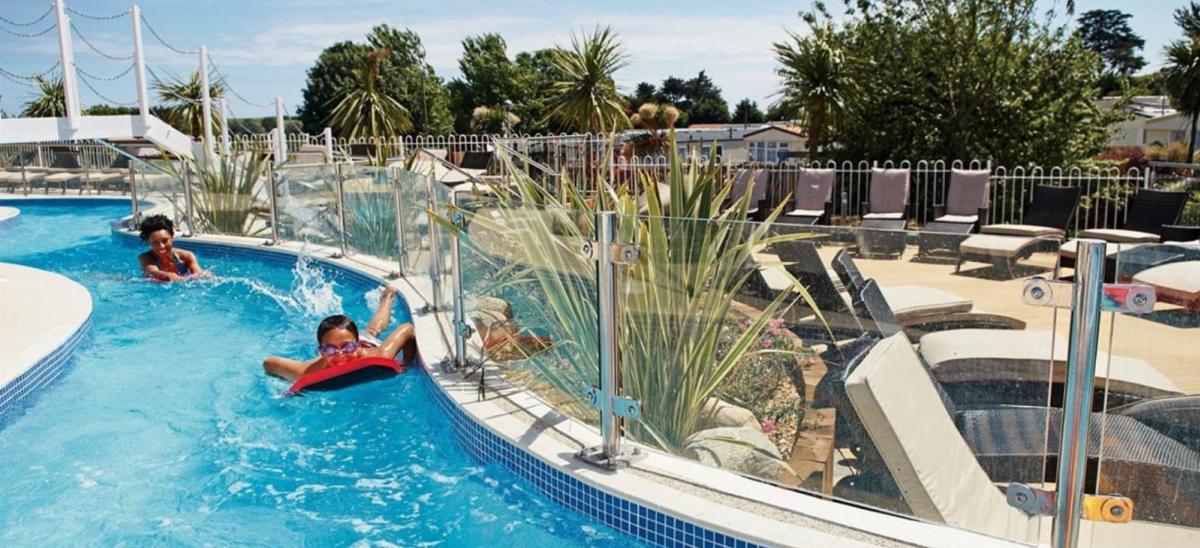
365, 286, 396, 337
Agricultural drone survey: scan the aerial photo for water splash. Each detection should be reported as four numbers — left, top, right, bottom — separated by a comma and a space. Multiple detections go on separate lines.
215, 246, 343, 319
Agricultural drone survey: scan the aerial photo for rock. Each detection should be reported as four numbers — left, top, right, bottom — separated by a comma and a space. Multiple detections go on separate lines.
473, 296, 512, 326
701, 398, 760, 430
684, 426, 791, 481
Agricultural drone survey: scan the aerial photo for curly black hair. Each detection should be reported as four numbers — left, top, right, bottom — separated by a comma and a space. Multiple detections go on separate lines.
138, 214, 175, 242
317, 314, 359, 344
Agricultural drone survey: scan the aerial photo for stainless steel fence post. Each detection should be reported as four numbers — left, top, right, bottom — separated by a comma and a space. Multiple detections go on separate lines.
1053, 239, 1107, 548
182, 162, 197, 236
449, 191, 468, 369
576, 211, 641, 469
596, 211, 621, 459
423, 173, 444, 313
128, 161, 141, 227
334, 162, 350, 257
265, 162, 280, 246
391, 168, 409, 276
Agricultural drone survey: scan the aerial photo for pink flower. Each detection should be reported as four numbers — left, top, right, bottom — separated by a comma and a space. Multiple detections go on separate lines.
760, 418, 777, 433
765, 318, 786, 336
761, 338, 773, 349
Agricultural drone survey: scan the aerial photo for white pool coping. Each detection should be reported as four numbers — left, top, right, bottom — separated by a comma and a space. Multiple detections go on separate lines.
0, 195, 1026, 547
0, 206, 18, 228
0, 262, 92, 401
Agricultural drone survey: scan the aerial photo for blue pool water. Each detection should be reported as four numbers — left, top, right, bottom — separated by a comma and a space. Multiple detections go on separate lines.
0, 201, 636, 546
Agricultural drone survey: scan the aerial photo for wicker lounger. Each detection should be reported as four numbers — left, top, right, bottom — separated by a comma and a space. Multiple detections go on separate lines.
841, 333, 1200, 538
956, 185, 1081, 278
832, 248, 1026, 337
779, 168, 835, 226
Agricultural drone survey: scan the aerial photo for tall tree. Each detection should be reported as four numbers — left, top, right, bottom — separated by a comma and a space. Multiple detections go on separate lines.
627, 82, 657, 109
790, 0, 1118, 165
544, 26, 631, 134
773, 23, 846, 160
1077, 9, 1146, 95
327, 49, 412, 164
1163, 2, 1200, 162
448, 34, 525, 133
297, 26, 452, 136
732, 99, 764, 124
651, 72, 731, 126
298, 41, 368, 134
21, 76, 66, 118
513, 48, 567, 134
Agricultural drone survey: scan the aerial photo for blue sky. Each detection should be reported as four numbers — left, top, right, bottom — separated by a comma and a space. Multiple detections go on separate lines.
0, 1, 1193, 119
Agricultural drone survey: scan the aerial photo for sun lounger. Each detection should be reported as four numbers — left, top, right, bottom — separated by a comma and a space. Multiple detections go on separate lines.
780, 168, 835, 225
917, 169, 990, 258
841, 333, 1200, 537
831, 249, 1025, 336
1132, 260, 1200, 312
1060, 189, 1190, 269
743, 247, 863, 342
1112, 395, 1200, 453
956, 185, 1081, 278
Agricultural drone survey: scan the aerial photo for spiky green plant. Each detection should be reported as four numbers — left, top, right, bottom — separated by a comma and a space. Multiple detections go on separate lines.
181, 150, 270, 236
21, 76, 67, 118
439, 134, 822, 455
544, 26, 632, 134
153, 70, 224, 140
327, 49, 412, 166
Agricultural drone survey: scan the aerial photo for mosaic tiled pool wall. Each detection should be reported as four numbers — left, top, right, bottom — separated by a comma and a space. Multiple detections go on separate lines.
112, 227, 766, 548
0, 313, 93, 423
421, 378, 764, 548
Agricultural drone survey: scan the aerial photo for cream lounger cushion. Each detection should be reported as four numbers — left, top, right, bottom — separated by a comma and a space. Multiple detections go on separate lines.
981, 223, 1064, 237
1059, 239, 1141, 259
958, 234, 1039, 258
1078, 228, 1161, 243
918, 329, 1180, 398
848, 333, 1200, 546
785, 208, 825, 218
878, 285, 974, 321
1133, 260, 1200, 295
934, 214, 978, 224
42, 171, 82, 183
845, 333, 1037, 540
863, 212, 905, 220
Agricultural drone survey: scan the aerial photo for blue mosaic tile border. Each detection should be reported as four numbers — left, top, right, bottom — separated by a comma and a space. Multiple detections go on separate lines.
421, 378, 763, 548
109, 227, 765, 548
0, 313, 92, 420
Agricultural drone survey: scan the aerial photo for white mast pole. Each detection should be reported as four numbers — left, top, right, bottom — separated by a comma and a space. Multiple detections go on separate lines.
53, 0, 82, 130
274, 97, 287, 165
219, 98, 231, 156
198, 46, 215, 158
131, 5, 150, 120
323, 127, 334, 163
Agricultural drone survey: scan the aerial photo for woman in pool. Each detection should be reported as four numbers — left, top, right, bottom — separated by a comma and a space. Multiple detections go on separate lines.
137, 214, 208, 282
263, 286, 417, 382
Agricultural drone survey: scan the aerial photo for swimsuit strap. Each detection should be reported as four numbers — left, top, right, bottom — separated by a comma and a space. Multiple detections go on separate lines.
156, 251, 191, 276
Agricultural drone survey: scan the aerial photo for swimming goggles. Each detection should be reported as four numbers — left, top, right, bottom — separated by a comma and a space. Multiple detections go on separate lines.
318, 340, 360, 357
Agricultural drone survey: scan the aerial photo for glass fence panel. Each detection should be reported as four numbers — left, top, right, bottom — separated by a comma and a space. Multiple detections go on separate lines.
614, 210, 1067, 544
274, 163, 340, 248
395, 168, 431, 276
454, 194, 600, 428
131, 156, 187, 232
1085, 240, 1200, 542
340, 165, 400, 265
430, 178, 455, 309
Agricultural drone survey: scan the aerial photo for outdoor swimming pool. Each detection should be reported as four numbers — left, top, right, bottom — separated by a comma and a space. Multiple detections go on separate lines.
0, 200, 638, 546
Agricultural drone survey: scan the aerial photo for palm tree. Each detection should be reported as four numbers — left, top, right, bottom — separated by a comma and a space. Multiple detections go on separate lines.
326, 48, 412, 165
1165, 3, 1200, 162
773, 25, 847, 160
153, 70, 224, 140
544, 26, 631, 134
21, 76, 66, 118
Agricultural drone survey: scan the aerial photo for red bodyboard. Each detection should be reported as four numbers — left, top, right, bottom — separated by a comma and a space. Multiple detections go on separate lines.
287, 356, 405, 394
